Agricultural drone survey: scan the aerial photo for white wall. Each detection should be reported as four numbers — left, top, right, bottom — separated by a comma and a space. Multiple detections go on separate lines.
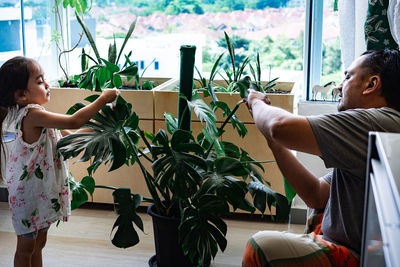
293, 101, 338, 210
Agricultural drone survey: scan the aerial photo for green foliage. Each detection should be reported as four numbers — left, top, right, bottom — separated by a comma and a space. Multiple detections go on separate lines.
322, 38, 342, 76
111, 188, 143, 248
72, 14, 139, 90
57, 88, 288, 266
68, 174, 95, 210
57, 0, 90, 14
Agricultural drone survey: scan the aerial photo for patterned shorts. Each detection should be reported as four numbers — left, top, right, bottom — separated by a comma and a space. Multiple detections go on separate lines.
242, 230, 360, 267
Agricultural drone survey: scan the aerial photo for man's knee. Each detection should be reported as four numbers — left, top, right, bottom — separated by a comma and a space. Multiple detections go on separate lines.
243, 230, 323, 266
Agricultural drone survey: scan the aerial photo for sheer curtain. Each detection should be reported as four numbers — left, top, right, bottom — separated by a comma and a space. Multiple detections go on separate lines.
388, 0, 400, 46
338, 0, 368, 69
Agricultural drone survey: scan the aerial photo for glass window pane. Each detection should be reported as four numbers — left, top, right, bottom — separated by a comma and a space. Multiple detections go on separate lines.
316, 0, 341, 101
24, 0, 58, 81
0, 2, 23, 65
0, 2, 59, 81
66, 0, 305, 94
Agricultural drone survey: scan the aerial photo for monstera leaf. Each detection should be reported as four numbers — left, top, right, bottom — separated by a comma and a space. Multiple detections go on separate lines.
57, 95, 139, 173
151, 129, 207, 202
68, 174, 95, 210
248, 178, 291, 221
179, 194, 229, 266
199, 157, 255, 213
111, 188, 144, 248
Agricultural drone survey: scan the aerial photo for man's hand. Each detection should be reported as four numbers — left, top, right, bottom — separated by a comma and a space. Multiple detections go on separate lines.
100, 88, 119, 104
244, 89, 271, 116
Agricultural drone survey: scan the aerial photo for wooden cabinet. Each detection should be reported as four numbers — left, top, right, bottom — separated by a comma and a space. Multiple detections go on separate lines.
44, 86, 294, 209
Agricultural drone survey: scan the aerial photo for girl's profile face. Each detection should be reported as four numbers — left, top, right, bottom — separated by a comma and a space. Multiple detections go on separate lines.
23, 61, 50, 106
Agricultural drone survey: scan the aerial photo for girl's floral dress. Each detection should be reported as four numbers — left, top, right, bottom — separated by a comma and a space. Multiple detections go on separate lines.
5, 104, 70, 235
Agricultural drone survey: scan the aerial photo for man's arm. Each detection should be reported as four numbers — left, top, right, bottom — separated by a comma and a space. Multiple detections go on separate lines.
245, 89, 329, 208
247, 89, 321, 156
268, 141, 330, 209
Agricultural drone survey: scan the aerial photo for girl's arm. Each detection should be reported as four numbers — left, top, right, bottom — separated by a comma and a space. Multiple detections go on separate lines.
60, 128, 93, 137
25, 89, 118, 131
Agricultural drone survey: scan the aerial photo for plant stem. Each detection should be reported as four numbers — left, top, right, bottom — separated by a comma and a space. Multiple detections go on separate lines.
205, 100, 243, 157
178, 45, 196, 132
121, 127, 165, 213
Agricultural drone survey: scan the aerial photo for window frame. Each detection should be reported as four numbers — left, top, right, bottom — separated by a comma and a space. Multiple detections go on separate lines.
13, 0, 328, 101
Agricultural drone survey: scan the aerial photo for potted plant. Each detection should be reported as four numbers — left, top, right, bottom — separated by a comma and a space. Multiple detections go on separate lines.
154, 33, 295, 204
56, 46, 292, 266
55, 0, 168, 91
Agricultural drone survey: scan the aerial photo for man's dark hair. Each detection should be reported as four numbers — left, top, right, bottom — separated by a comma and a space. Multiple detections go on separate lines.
361, 49, 400, 111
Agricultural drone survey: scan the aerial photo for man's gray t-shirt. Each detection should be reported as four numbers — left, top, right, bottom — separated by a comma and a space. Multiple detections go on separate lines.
307, 107, 400, 255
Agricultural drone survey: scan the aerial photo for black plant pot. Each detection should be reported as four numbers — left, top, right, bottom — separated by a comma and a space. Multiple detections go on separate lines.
147, 204, 193, 267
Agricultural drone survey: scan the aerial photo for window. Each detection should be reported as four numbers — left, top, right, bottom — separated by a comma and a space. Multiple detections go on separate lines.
0, 1, 59, 81
0, 0, 338, 102
305, 0, 341, 101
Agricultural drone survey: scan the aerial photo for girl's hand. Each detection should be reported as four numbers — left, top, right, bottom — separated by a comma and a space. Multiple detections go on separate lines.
100, 89, 119, 103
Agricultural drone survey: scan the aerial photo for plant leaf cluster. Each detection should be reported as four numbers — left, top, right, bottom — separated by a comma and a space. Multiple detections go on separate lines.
57, 91, 291, 266
72, 15, 138, 91
196, 32, 280, 101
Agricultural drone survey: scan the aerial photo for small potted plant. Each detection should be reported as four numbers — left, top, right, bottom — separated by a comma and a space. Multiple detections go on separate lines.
57, 46, 292, 267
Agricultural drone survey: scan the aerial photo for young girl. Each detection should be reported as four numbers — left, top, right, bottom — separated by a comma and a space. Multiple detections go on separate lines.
0, 56, 118, 267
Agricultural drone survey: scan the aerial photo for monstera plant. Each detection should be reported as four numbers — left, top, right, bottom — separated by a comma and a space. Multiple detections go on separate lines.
57, 93, 291, 266
57, 46, 292, 267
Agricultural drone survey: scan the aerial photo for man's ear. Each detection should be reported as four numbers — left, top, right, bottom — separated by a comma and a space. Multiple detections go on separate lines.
363, 75, 381, 95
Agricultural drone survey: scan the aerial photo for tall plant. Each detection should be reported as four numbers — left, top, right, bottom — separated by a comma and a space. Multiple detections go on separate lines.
57, 93, 291, 266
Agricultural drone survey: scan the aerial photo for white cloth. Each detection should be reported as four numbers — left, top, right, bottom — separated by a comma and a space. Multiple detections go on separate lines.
5, 104, 70, 235
388, 0, 400, 46
338, 0, 368, 69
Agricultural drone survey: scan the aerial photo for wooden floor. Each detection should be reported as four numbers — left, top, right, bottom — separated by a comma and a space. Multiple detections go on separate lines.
0, 202, 305, 267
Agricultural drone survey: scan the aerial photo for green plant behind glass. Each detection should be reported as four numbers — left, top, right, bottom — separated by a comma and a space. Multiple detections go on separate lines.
73, 14, 138, 91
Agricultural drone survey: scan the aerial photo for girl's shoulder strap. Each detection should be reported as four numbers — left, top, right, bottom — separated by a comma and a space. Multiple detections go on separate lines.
25, 104, 45, 111
15, 104, 45, 130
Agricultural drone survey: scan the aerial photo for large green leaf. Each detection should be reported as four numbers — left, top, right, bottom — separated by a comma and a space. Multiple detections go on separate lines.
248, 179, 291, 221
151, 130, 207, 201
117, 64, 138, 77
198, 157, 254, 212
185, 92, 218, 140
68, 174, 95, 210
57, 95, 137, 173
111, 188, 143, 248
179, 195, 229, 266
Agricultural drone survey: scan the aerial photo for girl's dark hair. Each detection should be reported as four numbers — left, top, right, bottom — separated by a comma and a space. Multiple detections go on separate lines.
361, 49, 400, 111
0, 56, 34, 181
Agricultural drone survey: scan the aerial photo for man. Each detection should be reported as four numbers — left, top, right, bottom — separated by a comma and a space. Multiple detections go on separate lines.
242, 49, 400, 267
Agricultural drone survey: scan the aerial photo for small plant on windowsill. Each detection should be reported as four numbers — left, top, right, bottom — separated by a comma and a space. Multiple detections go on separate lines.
55, 0, 154, 91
